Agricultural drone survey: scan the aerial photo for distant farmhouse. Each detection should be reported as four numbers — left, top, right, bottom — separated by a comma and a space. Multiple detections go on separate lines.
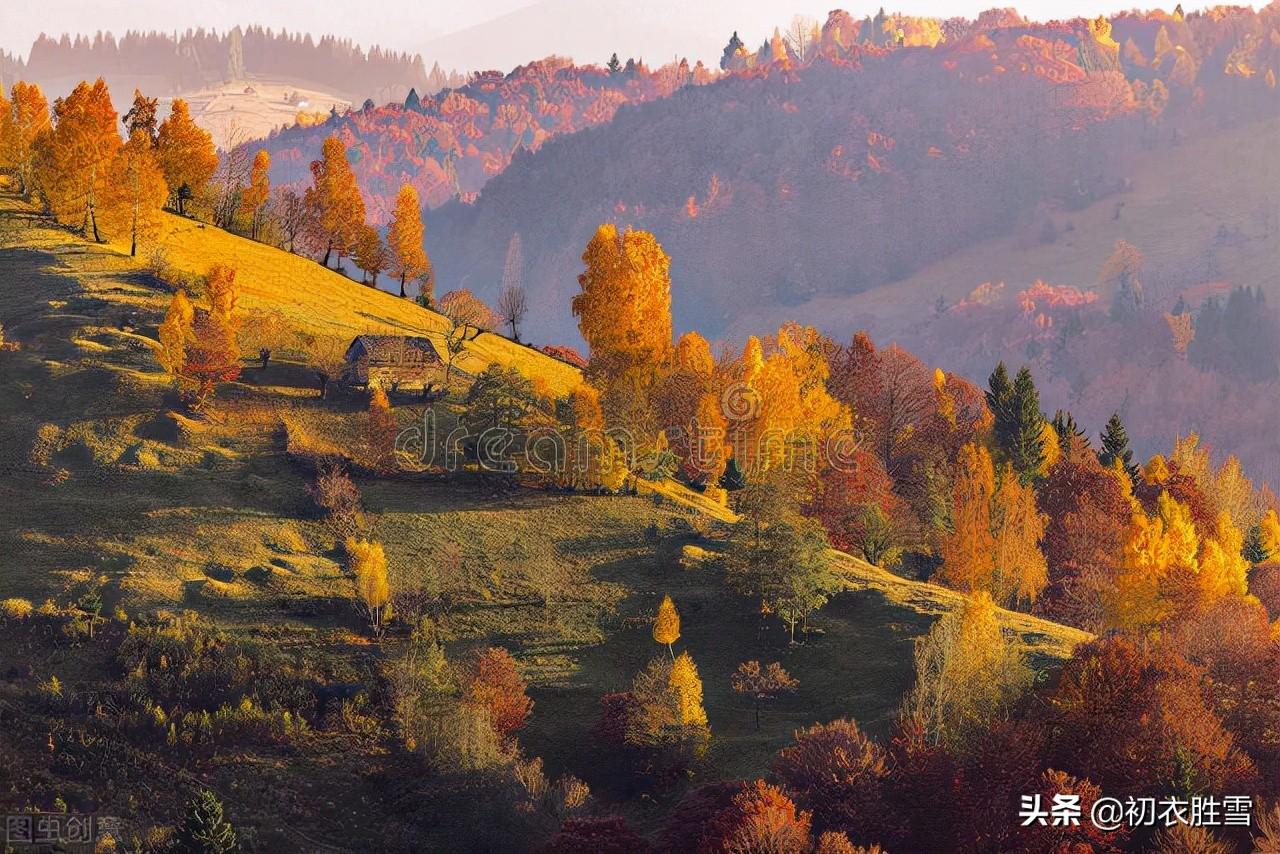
343, 335, 444, 391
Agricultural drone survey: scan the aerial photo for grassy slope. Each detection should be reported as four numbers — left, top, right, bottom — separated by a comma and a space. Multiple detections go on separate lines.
153, 211, 584, 396
728, 115, 1280, 342
0, 190, 1086, 846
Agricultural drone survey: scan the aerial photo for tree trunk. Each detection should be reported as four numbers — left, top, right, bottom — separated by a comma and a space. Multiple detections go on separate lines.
322, 242, 333, 268
399, 274, 407, 298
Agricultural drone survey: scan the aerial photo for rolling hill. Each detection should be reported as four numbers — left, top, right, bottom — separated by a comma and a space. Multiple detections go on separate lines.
0, 186, 1086, 847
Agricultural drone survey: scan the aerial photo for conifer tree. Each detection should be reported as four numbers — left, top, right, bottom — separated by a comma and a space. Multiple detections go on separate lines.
988, 363, 1044, 481
1098, 412, 1139, 484
1050, 409, 1086, 453
173, 789, 238, 854
1008, 367, 1046, 482
653, 594, 680, 658
607, 53, 622, 74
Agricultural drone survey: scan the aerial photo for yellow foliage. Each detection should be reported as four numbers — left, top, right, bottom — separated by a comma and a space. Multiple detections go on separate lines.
938, 443, 997, 593
902, 590, 1032, 750
156, 99, 218, 207
33, 78, 119, 235
349, 538, 391, 634
158, 290, 195, 376
205, 263, 239, 325
100, 129, 168, 257
669, 651, 708, 727
992, 466, 1049, 607
387, 184, 430, 292
934, 367, 956, 428
572, 223, 673, 422
653, 594, 681, 649
1260, 509, 1280, 560
1144, 454, 1170, 485
1198, 512, 1248, 601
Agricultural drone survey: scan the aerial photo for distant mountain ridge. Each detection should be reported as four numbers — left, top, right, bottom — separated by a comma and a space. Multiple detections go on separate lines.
0, 27, 466, 105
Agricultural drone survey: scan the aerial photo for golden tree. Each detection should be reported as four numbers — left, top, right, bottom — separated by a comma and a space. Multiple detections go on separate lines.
101, 129, 167, 256
33, 78, 120, 240
239, 149, 270, 239
652, 594, 680, 658
155, 266, 242, 409
938, 443, 997, 593
158, 290, 195, 376
387, 184, 429, 298
0, 81, 51, 195
353, 224, 387, 286
572, 224, 673, 426
901, 591, 1032, 752
992, 466, 1049, 608
306, 134, 366, 268
349, 538, 392, 636
204, 264, 239, 323
156, 99, 217, 216
669, 651, 708, 728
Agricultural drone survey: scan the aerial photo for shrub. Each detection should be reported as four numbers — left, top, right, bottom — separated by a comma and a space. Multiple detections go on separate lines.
307, 464, 363, 538
1, 598, 34, 620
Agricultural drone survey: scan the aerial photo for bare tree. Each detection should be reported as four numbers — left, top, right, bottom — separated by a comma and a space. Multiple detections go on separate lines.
301, 333, 348, 399
784, 15, 820, 64
268, 187, 310, 253
211, 120, 253, 229
496, 286, 528, 343
437, 290, 495, 383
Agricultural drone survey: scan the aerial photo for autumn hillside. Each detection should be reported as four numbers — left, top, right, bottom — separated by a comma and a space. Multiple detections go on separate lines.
147, 208, 584, 395
0, 187, 1087, 847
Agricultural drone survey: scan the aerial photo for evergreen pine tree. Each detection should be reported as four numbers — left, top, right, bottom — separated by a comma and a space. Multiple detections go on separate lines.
174, 789, 238, 854
986, 361, 1015, 456
1098, 412, 1139, 483
607, 53, 622, 74
1008, 367, 1046, 482
1050, 409, 1086, 453
404, 87, 422, 112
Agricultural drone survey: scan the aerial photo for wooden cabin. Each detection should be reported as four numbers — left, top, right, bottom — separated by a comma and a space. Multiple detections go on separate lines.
342, 335, 444, 390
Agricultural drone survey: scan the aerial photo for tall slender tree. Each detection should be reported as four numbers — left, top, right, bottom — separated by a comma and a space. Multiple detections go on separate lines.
1, 82, 51, 195
387, 184, 429, 298
239, 149, 270, 239
1098, 411, 1139, 483
101, 129, 168, 256
306, 134, 366, 268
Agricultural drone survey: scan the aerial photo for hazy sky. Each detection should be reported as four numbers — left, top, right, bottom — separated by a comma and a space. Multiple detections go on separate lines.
3, 0, 1205, 69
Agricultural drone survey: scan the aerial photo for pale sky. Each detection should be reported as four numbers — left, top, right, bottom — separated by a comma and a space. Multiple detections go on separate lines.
3, 0, 1212, 71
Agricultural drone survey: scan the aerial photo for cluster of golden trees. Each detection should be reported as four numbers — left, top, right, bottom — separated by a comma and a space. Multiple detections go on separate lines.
0, 79, 219, 255
1, 78, 435, 303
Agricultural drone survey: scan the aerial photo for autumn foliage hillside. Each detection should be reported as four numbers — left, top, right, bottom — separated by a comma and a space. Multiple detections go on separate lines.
419, 5, 1280, 345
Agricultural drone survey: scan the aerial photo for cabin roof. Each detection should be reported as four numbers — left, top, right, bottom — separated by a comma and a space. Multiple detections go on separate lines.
345, 335, 443, 364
